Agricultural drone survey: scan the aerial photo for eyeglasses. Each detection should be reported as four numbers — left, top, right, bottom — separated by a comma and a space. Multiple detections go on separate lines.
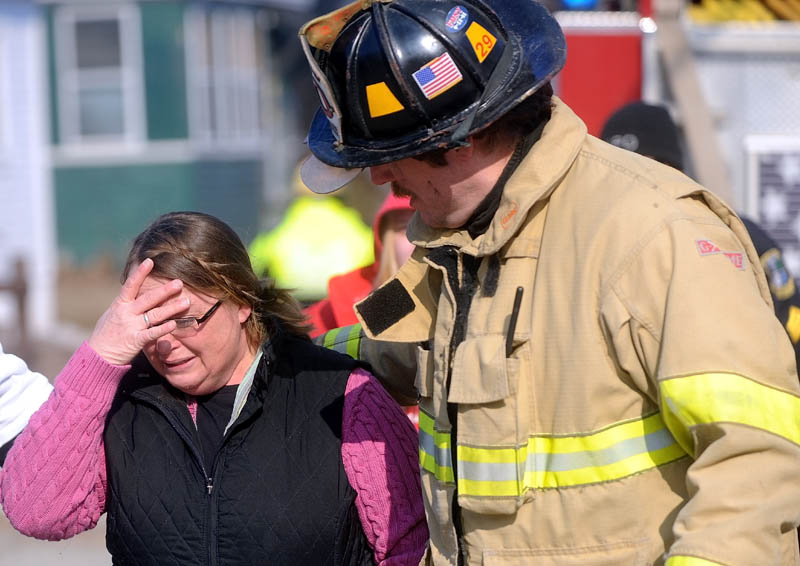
169, 300, 222, 337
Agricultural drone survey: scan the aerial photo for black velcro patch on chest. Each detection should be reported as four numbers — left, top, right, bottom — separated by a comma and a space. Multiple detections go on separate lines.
356, 278, 415, 336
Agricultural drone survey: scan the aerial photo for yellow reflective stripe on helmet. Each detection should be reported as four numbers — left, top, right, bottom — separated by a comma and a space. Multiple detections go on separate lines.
659, 372, 800, 457
456, 412, 686, 496
320, 324, 362, 358
418, 408, 454, 483
666, 556, 725, 566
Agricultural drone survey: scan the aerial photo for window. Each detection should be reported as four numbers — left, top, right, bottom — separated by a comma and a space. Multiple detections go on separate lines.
185, 6, 273, 145
55, 5, 144, 144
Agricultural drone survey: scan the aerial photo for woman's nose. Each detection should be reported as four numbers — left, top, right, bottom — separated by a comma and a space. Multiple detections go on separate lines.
156, 336, 176, 357
369, 164, 395, 185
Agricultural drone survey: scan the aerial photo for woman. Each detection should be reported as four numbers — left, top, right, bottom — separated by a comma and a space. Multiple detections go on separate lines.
1, 211, 427, 565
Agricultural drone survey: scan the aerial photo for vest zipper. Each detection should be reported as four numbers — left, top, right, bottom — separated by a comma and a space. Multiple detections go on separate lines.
207, 467, 219, 566
134, 381, 261, 566
133, 392, 220, 566
205, 414, 253, 566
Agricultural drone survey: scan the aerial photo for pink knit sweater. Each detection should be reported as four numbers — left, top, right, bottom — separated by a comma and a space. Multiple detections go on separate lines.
0, 342, 427, 565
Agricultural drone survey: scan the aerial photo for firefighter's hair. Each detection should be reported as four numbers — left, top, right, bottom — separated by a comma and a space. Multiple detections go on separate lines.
123, 211, 311, 347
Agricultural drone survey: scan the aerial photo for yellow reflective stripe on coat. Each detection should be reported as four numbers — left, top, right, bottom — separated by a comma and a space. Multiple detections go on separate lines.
320, 324, 362, 359
419, 409, 687, 495
659, 372, 800, 457
666, 556, 725, 566
419, 408, 454, 483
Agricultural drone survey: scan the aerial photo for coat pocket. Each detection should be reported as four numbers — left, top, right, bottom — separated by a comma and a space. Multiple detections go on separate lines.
481, 538, 651, 566
448, 334, 517, 404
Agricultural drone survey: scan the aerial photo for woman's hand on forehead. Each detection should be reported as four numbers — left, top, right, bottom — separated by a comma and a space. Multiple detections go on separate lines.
88, 258, 190, 366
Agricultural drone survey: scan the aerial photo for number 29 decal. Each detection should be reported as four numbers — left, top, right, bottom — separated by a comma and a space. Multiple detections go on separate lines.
466, 21, 497, 63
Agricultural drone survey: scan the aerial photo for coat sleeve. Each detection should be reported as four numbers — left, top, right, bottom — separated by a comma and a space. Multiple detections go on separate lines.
0, 342, 127, 540
314, 326, 420, 406
605, 213, 800, 566
342, 368, 428, 566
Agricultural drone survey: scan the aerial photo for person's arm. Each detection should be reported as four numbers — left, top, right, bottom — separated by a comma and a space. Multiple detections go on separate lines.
2, 259, 190, 540
603, 214, 800, 565
0, 342, 53, 464
0, 342, 126, 540
342, 368, 428, 566
315, 327, 420, 406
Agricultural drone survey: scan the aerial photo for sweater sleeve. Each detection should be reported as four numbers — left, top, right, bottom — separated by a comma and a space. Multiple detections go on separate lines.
0, 342, 127, 540
342, 368, 428, 566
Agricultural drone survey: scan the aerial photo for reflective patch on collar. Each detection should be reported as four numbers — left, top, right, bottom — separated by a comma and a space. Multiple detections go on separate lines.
356, 279, 415, 336
696, 239, 721, 255
696, 239, 745, 270
761, 248, 796, 301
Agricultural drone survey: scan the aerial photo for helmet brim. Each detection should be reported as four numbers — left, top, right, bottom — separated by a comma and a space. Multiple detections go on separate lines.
300, 152, 364, 195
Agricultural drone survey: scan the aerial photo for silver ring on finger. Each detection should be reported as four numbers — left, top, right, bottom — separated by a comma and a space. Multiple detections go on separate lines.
143, 311, 152, 328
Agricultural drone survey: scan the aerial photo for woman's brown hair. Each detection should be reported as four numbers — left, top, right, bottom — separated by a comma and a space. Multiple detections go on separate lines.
123, 211, 311, 348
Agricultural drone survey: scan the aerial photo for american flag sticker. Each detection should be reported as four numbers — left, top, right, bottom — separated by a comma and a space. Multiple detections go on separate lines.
412, 52, 463, 100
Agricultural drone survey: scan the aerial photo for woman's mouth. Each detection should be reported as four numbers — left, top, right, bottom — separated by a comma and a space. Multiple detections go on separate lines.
163, 357, 194, 371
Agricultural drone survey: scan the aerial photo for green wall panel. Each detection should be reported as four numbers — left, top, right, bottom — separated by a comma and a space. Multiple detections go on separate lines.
55, 164, 192, 266
141, 2, 189, 140
55, 160, 262, 267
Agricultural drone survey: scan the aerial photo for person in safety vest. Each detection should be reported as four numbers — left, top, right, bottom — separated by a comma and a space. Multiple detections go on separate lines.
299, 1, 800, 565
306, 192, 420, 427
305, 192, 415, 337
248, 163, 374, 304
601, 100, 800, 372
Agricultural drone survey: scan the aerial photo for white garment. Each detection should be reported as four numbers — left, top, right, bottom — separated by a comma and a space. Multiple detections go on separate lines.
0, 342, 52, 452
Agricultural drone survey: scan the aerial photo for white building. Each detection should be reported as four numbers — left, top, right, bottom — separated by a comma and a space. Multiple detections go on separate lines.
0, 0, 56, 341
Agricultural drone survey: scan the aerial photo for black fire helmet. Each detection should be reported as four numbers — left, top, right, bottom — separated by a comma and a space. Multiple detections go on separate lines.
299, 0, 566, 193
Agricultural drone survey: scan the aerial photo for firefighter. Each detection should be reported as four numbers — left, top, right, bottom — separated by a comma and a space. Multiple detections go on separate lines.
300, 1, 800, 565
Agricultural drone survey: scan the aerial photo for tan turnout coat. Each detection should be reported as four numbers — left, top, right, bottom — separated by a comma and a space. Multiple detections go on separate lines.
353, 98, 800, 566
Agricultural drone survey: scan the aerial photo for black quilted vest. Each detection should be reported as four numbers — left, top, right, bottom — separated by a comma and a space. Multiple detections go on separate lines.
103, 333, 374, 566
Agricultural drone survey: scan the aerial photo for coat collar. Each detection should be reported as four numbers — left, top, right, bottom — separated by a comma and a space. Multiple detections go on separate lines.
406, 97, 587, 257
